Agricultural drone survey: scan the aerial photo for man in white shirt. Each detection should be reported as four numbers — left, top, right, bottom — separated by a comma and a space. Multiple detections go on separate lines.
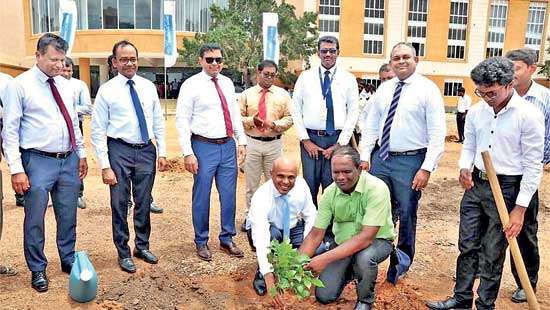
0, 71, 18, 278
505, 48, 550, 303
292, 36, 359, 208
2, 33, 88, 292
176, 43, 247, 261
361, 42, 446, 283
91, 40, 167, 273
456, 87, 471, 143
62, 57, 92, 209
427, 57, 544, 310
247, 157, 317, 301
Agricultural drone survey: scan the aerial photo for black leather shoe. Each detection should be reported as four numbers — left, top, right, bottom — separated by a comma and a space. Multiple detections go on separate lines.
150, 201, 163, 214
133, 249, 158, 264
511, 288, 528, 303
118, 257, 137, 273
426, 297, 472, 310
253, 270, 266, 296
196, 245, 212, 261
220, 242, 244, 258
31, 271, 48, 292
354, 301, 372, 310
61, 263, 72, 274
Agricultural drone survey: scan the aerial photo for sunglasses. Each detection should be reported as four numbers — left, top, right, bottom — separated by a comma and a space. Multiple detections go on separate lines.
118, 57, 138, 64
474, 84, 508, 100
205, 57, 223, 64
319, 48, 338, 55
261, 72, 276, 79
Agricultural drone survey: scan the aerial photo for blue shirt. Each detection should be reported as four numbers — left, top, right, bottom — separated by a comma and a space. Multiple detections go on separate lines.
522, 81, 550, 164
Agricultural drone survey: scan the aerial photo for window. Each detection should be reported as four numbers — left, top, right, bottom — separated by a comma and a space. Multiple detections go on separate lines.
447, 0, 468, 59
318, 0, 340, 37
175, 0, 228, 32
365, 78, 381, 90
31, 0, 60, 33
118, 0, 134, 29
103, 0, 117, 29
525, 1, 546, 60
86, 0, 102, 29
486, 0, 508, 58
444, 80, 463, 96
363, 0, 385, 55
407, 0, 428, 56
136, 0, 152, 29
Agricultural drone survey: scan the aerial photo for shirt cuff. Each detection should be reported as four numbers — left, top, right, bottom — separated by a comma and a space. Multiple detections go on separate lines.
237, 136, 247, 146
515, 192, 532, 208
99, 156, 111, 170
9, 160, 24, 175
77, 148, 86, 159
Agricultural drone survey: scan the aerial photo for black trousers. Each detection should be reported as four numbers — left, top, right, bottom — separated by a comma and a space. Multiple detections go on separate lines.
511, 191, 539, 289
79, 120, 84, 197
456, 112, 466, 142
107, 138, 156, 258
453, 172, 536, 309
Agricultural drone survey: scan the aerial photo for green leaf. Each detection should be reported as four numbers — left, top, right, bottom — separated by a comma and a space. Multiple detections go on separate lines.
268, 286, 278, 297
312, 278, 325, 288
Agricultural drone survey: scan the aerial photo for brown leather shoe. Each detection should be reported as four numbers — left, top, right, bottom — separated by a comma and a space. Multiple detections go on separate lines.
220, 242, 244, 258
196, 245, 212, 261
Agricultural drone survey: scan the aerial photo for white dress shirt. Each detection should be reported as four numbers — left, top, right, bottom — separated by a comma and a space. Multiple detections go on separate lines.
175, 71, 246, 156
0, 72, 13, 118
458, 91, 544, 207
361, 73, 446, 172
457, 94, 472, 113
1, 65, 85, 174
523, 81, 550, 164
247, 177, 317, 275
91, 73, 166, 169
292, 65, 359, 145
68, 78, 92, 120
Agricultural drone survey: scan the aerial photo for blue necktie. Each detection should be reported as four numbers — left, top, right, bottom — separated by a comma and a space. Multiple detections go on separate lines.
378, 81, 405, 161
281, 195, 290, 239
323, 70, 335, 134
127, 80, 149, 142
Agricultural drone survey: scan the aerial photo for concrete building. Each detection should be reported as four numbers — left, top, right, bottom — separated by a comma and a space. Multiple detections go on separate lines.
1, 0, 549, 106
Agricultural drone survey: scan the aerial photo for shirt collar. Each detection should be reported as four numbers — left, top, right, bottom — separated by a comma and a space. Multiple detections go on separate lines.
320, 65, 337, 76
524, 80, 543, 100
257, 84, 273, 93
270, 179, 295, 199
398, 72, 419, 85
481, 90, 521, 114
32, 65, 53, 84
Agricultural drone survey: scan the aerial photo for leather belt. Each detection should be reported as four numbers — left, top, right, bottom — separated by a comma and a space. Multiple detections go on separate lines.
108, 137, 151, 148
472, 167, 522, 182
248, 135, 281, 142
191, 134, 230, 144
388, 148, 427, 156
21, 148, 72, 159
306, 129, 341, 137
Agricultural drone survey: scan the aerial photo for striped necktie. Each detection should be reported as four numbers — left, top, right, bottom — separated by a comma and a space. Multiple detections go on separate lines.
281, 195, 290, 240
378, 81, 405, 160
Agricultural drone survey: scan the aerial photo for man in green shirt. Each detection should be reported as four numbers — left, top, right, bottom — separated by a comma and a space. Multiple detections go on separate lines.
299, 146, 395, 310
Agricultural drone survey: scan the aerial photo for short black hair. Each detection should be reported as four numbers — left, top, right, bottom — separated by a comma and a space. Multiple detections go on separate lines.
457, 87, 465, 93
390, 42, 417, 58
318, 36, 339, 50
112, 40, 139, 58
471, 57, 514, 86
107, 54, 116, 67
258, 59, 278, 72
64, 57, 74, 67
199, 43, 224, 58
332, 145, 361, 168
37, 33, 68, 54
379, 63, 391, 74
505, 48, 538, 66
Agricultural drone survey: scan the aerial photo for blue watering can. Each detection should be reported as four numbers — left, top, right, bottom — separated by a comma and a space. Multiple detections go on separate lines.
69, 251, 98, 303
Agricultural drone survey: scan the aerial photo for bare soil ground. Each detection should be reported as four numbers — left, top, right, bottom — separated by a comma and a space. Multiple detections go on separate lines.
0, 115, 548, 309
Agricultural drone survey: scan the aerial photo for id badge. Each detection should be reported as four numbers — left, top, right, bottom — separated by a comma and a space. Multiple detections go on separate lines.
320, 98, 328, 121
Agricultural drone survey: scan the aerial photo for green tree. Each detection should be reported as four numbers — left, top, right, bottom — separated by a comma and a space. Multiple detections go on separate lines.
538, 36, 550, 82
179, 0, 318, 87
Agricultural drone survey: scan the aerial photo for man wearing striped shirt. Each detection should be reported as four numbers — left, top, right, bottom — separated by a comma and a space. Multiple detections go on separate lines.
505, 48, 550, 303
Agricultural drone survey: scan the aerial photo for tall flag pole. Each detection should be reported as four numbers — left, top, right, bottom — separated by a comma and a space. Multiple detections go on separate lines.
163, 0, 177, 119
262, 13, 279, 64
59, 0, 77, 56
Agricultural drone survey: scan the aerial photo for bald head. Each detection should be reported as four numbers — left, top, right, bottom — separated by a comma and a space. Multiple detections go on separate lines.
271, 157, 298, 195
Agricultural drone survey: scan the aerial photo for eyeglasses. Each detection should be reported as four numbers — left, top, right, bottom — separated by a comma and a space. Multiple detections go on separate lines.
474, 84, 507, 99
319, 48, 338, 55
117, 57, 138, 64
391, 55, 413, 62
205, 57, 223, 64
261, 71, 276, 79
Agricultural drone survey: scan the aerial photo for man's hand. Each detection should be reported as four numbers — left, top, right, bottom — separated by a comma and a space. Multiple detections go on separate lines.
102, 168, 117, 185
158, 157, 168, 172
304, 255, 329, 275
264, 273, 284, 308
504, 206, 526, 239
237, 145, 246, 165
302, 139, 324, 159
322, 145, 336, 159
11, 172, 30, 195
79, 158, 88, 180
459, 168, 474, 190
411, 169, 430, 191
253, 114, 264, 129
184, 154, 199, 174
360, 161, 370, 171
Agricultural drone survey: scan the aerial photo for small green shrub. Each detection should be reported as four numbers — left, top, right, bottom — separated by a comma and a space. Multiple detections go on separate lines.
267, 239, 325, 299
